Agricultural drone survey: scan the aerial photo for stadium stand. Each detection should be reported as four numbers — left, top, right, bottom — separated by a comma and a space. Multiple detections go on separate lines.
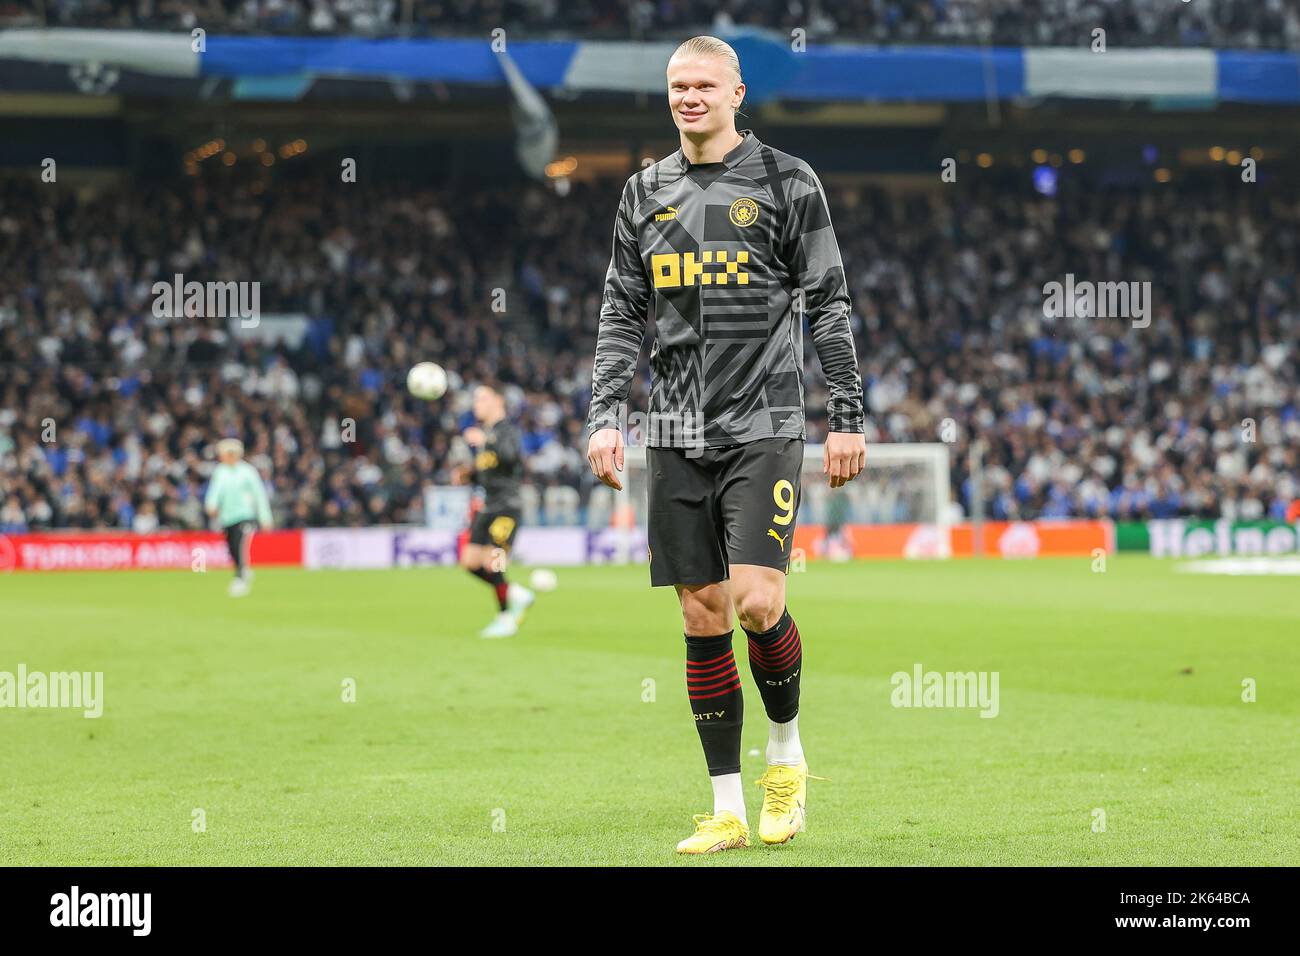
1, 166, 1296, 531
3, 0, 1298, 48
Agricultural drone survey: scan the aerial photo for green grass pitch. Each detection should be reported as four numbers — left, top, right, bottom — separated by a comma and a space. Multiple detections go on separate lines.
2, 557, 1297, 866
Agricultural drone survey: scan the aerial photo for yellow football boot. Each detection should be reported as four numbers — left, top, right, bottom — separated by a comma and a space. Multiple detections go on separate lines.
675, 811, 750, 854
755, 763, 819, 845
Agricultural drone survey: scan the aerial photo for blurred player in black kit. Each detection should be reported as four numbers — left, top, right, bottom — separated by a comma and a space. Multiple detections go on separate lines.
457, 383, 535, 638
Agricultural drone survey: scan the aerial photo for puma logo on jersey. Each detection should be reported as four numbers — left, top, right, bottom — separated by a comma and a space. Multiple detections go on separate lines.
654, 206, 679, 221
767, 528, 788, 549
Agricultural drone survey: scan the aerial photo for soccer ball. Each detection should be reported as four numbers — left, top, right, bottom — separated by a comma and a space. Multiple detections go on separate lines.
406, 362, 448, 401
529, 568, 558, 592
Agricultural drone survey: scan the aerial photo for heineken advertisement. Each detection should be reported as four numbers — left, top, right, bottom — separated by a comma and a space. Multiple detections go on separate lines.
1118, 520, 1300, 557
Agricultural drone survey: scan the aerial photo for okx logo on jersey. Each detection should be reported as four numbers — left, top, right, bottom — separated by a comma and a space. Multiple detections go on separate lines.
651, 250, 750, 288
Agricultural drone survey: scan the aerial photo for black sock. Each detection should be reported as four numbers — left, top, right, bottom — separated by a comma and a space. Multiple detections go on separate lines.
744, 609, 802, 724
685, 632, 743, 776
469, 566, 509, 611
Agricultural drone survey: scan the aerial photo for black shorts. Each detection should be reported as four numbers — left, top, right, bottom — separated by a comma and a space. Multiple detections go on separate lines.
647, 437, 803, 587
223, 520, 257, 569
468, 509, 521, 550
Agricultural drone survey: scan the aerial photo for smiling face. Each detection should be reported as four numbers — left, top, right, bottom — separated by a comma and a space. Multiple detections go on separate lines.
667, 52, 744, 140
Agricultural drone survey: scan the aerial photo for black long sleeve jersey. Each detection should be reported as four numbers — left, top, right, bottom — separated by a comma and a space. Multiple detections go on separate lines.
587, 129, 864, 449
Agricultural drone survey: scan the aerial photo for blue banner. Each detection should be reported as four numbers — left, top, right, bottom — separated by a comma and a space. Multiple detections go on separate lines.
1, 29, 1298, 104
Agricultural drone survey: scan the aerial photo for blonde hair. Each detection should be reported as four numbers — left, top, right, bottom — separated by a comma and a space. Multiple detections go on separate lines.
216, 438, 244, 458
671, 35, 743, 86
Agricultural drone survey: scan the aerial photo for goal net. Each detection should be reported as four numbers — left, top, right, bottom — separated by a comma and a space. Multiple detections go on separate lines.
591, 442, 952, 562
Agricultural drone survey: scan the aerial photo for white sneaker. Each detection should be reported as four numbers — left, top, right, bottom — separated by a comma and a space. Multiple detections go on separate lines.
228, 578, 250, 598
506, 584, 535, 622
479, 612, 518, 639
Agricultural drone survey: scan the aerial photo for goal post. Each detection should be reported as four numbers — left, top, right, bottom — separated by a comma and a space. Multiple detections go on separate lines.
598, 442, 952, 562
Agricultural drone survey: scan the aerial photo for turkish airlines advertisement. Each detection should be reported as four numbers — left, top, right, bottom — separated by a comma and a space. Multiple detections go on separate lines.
0, 530, 302, 572
0, 521, 1110, 571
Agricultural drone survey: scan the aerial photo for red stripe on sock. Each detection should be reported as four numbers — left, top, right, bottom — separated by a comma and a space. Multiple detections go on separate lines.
749, 629, 802, 670
687, 674, 742, 695
688, 681, 743, 701
687, 664, 740, 686
758, 642, 802, 672
759, 629, 803, 663
750, 619, 795, 648
686, 650, 734, 668
686, 657, 737, 677
766, 622, 799, 652
687, 675, 738, 692
748, 630, 798, 664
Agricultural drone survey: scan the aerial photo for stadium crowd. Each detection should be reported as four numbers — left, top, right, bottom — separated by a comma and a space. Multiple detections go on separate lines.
4, 0, 1298, 49
0, 161, 1297, 531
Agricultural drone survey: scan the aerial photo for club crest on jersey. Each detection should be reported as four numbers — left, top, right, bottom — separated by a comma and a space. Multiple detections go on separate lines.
728, 197, 759, 227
